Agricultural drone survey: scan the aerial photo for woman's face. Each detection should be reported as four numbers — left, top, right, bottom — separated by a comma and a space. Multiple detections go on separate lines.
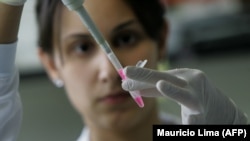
41, 0, 166, 131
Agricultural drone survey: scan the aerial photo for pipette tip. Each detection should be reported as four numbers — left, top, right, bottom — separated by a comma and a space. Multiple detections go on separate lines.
118, 69, 126, 80
135, 96, 144, 108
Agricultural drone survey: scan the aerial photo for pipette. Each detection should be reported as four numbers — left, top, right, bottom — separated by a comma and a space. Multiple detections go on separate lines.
62, 0, 145, 108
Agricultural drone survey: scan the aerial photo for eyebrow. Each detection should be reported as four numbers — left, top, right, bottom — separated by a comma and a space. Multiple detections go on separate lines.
112, 20, 137, 33
63, 34, 92, 42
63, 19, 137, 41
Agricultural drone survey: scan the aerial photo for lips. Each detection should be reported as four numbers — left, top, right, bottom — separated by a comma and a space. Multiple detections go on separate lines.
99, 91, 131, 105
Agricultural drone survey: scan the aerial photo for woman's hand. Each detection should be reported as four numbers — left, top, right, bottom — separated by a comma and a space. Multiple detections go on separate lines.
0, 0, 26, 6
122, 67, 248, 124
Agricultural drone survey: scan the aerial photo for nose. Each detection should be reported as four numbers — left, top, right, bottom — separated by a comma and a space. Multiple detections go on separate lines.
97, 51, 121, 83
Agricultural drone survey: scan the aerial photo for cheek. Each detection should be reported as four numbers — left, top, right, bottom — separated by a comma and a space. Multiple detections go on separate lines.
60, 63, 96, 115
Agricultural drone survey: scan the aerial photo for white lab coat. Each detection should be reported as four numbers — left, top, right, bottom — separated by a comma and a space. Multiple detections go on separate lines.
76, 112, 180, 141
0, 42, 22, 141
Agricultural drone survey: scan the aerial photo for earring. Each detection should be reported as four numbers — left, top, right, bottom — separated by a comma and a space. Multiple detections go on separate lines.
53, 79, 64, 88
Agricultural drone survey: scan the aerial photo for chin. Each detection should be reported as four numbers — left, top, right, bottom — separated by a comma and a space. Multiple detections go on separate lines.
99, 107, 144, 131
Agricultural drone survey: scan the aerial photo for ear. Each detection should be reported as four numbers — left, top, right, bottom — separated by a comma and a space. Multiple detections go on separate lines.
158, 20, 168, 61
37, 48, 62, 84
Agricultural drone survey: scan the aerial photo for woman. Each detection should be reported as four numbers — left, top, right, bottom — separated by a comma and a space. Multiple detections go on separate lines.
36, 1, 176, 140
0, 0, 247, 141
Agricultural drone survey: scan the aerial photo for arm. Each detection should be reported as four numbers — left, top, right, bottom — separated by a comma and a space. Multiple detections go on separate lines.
0, 2, 23, 73
0, 3, 23, 43
0, 1, 25, 140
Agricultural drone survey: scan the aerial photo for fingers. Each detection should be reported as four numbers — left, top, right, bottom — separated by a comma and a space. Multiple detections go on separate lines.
124, 66, 187, 87
156, 80, 200, 112
121, 79, 154, 91
121, 79, 162, 97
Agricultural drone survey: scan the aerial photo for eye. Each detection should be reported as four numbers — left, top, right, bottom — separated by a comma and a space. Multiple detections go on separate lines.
113, 31, 140, 48
74, 41, 94, 54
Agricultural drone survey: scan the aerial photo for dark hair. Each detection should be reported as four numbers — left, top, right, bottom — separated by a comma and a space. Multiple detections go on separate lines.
35, 0, 166, 54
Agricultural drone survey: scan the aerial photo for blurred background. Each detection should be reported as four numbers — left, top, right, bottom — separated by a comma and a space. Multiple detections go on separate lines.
17, 0, 249, 141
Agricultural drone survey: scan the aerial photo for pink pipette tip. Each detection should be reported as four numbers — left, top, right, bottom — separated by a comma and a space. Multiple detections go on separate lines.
118, 69, 144, 108
135, 96, 144, 108
118, 69, 126, 80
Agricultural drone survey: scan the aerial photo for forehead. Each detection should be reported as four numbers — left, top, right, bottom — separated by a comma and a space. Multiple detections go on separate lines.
59, 0, 136, 38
